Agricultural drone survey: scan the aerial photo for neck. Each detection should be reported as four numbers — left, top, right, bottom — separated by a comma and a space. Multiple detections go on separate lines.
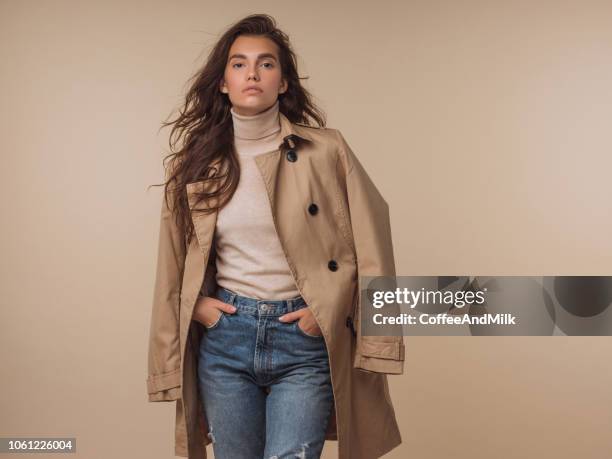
230, 100, 280, 140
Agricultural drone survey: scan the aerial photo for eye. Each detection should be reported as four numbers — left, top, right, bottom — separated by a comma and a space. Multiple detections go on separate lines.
262, 62, 274, 68
232, 62, 244, 69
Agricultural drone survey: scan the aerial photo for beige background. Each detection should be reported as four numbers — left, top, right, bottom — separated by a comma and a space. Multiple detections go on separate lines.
1, 1, 611, 458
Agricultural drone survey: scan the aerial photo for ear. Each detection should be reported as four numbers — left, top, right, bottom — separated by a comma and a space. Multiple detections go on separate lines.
279, 77, 288, 94
219, 78, 228, 94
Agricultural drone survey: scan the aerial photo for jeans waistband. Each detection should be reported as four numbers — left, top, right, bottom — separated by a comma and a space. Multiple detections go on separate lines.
214, 286, 307, 316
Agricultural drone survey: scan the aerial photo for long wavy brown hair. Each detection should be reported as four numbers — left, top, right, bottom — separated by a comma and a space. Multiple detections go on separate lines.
151, 13, 326, 246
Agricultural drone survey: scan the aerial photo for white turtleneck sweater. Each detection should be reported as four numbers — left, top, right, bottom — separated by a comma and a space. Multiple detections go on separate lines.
214, 100, 301, 300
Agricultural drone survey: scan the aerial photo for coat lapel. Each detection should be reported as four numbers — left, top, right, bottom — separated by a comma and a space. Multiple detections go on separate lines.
185, 179, 218, 260
253, 111, 315, 214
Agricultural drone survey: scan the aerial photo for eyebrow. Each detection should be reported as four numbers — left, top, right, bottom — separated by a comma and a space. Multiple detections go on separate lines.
228, 53, 278, 62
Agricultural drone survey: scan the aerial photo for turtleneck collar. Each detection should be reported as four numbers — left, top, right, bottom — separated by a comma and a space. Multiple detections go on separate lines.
230, 100, 281, 140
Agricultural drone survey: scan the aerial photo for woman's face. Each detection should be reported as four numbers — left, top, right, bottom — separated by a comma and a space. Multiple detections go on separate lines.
220, 35, 287, 116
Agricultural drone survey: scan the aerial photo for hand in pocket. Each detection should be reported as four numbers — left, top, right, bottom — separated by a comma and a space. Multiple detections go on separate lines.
192, 296, 237, 328
279, 307, 323, 337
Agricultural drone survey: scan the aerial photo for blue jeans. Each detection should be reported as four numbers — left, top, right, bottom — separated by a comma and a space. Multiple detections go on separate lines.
197, 286, 335, 459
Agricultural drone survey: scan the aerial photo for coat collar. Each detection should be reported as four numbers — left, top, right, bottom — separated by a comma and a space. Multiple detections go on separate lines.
278, 110, 316, 145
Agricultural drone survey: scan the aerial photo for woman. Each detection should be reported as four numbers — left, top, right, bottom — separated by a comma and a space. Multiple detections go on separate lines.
147, 13, 405, 459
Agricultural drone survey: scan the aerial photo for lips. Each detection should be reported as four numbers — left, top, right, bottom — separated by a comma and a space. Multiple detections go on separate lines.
243, 87, 262, 93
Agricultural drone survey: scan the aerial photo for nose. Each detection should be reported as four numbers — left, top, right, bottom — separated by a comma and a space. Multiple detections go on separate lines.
247, 66, 259, 81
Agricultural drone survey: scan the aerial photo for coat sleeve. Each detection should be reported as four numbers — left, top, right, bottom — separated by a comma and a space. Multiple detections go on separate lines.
146, 183, 185, 402
335, 129, 405, 375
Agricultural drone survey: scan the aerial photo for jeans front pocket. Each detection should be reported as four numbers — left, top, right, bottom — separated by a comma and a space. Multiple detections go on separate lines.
204, 311, 226, 331
293, 320, 325, 340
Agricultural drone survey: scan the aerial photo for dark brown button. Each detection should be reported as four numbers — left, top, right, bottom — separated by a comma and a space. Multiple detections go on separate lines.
328, 260, 338, 271
286, 150, 297, 162
308, 203, 318, 215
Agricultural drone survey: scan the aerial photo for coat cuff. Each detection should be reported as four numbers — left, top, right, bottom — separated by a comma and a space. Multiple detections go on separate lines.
355, 355, 404, 374
147, 367, 181, 401
360, 340, 405, 360
148, 386, 182, 402
354, 341, 405, 375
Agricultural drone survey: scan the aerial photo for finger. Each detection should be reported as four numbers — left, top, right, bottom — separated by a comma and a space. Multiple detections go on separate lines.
278, 309, 304, 322
215, 299, 237, 314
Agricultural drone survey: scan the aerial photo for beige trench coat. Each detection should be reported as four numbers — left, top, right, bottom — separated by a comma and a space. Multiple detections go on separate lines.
146, 111, 405, 459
